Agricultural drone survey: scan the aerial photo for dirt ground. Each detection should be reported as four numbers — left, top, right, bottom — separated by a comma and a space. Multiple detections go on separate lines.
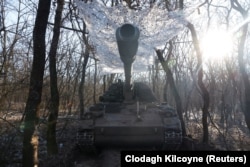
1, 113, 250, 167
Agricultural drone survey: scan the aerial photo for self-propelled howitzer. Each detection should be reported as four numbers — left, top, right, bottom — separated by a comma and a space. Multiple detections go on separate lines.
76, 24, 182, 151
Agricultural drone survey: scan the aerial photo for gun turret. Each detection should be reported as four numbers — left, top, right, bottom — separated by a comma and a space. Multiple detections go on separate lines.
116, 24, 140, 101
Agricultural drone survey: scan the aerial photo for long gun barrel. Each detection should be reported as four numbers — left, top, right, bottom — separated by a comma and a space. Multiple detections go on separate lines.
116, 24, 140, 101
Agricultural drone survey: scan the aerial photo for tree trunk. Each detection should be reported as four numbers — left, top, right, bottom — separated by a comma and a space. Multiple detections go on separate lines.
163, 76, 168, 102
154, 59, 160, 98
103, 75, 106, 93
22, 0, 51, 166
155, 49, 186, 136
152, 65, 156, 93
93, 58, 98, 104
230, 0, 250, 130
79, 48, 89, 119
47, 0, 64, 155
187, 22, 210, 143
238, 24, 250, 130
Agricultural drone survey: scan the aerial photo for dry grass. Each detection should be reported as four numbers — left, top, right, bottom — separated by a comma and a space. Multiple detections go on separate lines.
185, 111, 250, 151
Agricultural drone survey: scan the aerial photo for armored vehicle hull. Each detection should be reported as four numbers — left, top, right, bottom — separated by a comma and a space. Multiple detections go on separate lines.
77, 101, 182, 151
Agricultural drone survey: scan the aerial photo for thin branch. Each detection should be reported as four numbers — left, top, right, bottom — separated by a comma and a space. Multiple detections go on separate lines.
230, 0, 248, 16
47, 22, 86, 33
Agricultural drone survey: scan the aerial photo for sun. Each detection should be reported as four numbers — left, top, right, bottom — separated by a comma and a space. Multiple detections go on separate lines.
201, 30, 233, 62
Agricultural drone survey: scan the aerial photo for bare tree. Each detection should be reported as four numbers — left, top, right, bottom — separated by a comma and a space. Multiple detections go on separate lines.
187, 22, 210, 143
155, 44, 186, 136
0, 0, 31, 108
230, 0, 250, 130
22, 0, 51, 166
79, 41, 90, 118
47, 0, 64, 155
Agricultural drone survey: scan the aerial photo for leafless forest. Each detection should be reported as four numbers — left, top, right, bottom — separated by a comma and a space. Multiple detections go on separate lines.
0, 0, 250, 167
